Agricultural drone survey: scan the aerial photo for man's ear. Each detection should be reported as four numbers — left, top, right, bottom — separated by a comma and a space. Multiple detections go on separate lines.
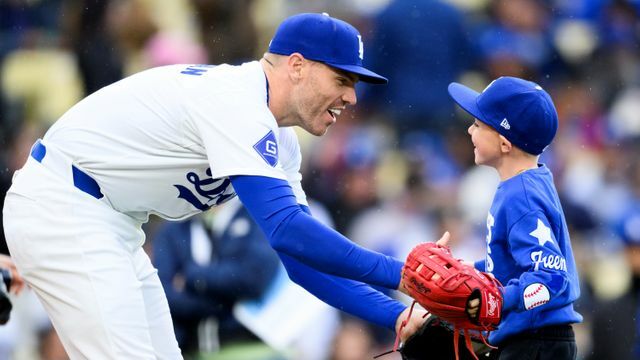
499, 135, 512, 154
286, 53, 306, 82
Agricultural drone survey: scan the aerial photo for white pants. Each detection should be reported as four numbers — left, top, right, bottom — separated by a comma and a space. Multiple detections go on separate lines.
3, 155, 182, 359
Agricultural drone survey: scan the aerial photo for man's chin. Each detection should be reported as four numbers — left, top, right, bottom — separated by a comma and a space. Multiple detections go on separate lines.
310, 128, 327, 136
306, 124, 330, 136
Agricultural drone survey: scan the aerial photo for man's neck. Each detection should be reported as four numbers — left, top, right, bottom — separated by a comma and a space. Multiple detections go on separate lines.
260, 57, 291, 127
260, 58, 280, 121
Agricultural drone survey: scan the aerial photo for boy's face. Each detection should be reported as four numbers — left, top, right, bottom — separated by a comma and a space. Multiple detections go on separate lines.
467, 120, 503, 167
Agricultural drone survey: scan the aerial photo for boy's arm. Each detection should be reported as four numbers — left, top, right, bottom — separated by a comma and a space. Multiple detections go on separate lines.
501, 211, 578, 313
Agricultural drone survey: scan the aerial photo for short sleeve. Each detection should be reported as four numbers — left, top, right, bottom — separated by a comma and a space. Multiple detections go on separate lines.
186, 88, 288, 181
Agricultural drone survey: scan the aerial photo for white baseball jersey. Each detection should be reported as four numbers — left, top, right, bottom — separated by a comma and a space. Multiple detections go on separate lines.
43, 61, 307, 222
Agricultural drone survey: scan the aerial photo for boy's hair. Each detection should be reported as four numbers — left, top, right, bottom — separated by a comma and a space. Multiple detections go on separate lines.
448, 76, 558, 155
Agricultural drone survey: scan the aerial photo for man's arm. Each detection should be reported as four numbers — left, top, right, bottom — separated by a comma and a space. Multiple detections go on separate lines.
230, 175, 403, 290
277, 251, 405, 329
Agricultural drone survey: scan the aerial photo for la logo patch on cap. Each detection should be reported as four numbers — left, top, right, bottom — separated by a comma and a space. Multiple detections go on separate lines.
253, 130, 278, 167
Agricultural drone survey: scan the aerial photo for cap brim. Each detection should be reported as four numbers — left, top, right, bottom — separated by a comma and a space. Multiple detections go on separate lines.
447, 82, 484, 121
327, 63, 388, 84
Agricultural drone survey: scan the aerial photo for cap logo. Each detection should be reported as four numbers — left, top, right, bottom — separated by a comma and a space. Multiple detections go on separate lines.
500, 118, 511, 130
357, 35, 364, 60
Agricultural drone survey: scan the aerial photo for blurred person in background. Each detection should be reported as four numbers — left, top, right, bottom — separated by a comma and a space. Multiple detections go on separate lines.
586, 148, 640, 360
62, 0, 124, 96
477, 0, 556, 80
302, 122, 388, 234
190, 0, 257, 65
0, 254, 25, 324
152, 198, 279, 357
364, 0, 474, 137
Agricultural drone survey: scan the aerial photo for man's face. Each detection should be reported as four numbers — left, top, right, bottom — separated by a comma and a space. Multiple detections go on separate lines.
292, 61, 358, 136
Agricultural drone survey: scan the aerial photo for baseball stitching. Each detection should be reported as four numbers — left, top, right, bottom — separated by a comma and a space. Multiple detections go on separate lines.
523, 283, 550, 310
524, 283, 544, 298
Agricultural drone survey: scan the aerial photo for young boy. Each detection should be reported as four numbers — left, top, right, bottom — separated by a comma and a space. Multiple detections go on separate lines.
447, 77, 582, 359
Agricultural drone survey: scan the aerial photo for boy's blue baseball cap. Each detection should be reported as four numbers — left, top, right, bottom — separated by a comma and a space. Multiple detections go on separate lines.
268, 13, 388, 84
448, 77, 558, 155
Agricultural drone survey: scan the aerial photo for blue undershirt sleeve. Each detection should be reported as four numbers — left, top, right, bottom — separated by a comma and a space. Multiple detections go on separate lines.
278, 251, 406, 329
230, 175, 403, 290
290, 202, 405, 329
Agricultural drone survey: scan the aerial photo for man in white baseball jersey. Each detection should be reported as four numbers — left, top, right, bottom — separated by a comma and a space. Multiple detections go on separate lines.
2, 13, 437, 359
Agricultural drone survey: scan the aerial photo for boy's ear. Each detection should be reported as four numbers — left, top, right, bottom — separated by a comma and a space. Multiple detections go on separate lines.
499, 135, 513, 154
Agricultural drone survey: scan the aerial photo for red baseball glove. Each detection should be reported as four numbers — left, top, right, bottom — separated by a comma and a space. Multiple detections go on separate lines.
401, 242, 503, 360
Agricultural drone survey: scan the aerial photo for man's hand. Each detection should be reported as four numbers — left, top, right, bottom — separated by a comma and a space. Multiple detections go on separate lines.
0, 255, 24, 295
394, 306, 430, 343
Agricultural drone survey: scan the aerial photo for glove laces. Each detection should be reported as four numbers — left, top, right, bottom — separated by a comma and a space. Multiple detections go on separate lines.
373, 301, 429, 359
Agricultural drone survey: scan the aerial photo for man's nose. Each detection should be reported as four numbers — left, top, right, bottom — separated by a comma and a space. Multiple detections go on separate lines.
343, 87, 357, 106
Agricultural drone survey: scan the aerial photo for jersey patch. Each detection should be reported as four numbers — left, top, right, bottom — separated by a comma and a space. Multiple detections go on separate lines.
173, 168, 235, 211
523, 283, 550, 310
253, 130, 278, 167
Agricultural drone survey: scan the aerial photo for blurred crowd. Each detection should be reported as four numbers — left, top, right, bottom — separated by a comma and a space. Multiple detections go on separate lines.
2, 0, 640, 359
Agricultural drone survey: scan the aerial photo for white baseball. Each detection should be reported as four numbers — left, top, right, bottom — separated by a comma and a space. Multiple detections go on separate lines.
523, 283, 550, 310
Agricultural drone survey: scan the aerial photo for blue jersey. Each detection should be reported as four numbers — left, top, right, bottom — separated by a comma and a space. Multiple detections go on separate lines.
474, 164, 582, 345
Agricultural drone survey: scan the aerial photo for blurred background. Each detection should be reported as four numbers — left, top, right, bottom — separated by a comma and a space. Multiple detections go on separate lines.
2, 0, 640, 359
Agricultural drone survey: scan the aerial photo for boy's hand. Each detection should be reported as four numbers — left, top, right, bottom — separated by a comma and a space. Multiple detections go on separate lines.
399, 232, 451, 295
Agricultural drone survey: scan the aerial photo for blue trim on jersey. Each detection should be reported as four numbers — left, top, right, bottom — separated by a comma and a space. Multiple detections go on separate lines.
30, 140, 104, 199
481, 164, 582, 345
265, 73, 270, 105
71, 166, 104, 199
30, 140, 46, 162
230, 175, 406, 329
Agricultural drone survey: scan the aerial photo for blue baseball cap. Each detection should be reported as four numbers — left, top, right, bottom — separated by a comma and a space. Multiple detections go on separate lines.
268, 13, 388, 84
448, 76, 558, 155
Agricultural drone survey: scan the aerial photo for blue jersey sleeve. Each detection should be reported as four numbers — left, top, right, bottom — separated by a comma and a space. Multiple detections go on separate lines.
278, 251, 406, 329
502, 210, 574, 313
230, 175, 403, 290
